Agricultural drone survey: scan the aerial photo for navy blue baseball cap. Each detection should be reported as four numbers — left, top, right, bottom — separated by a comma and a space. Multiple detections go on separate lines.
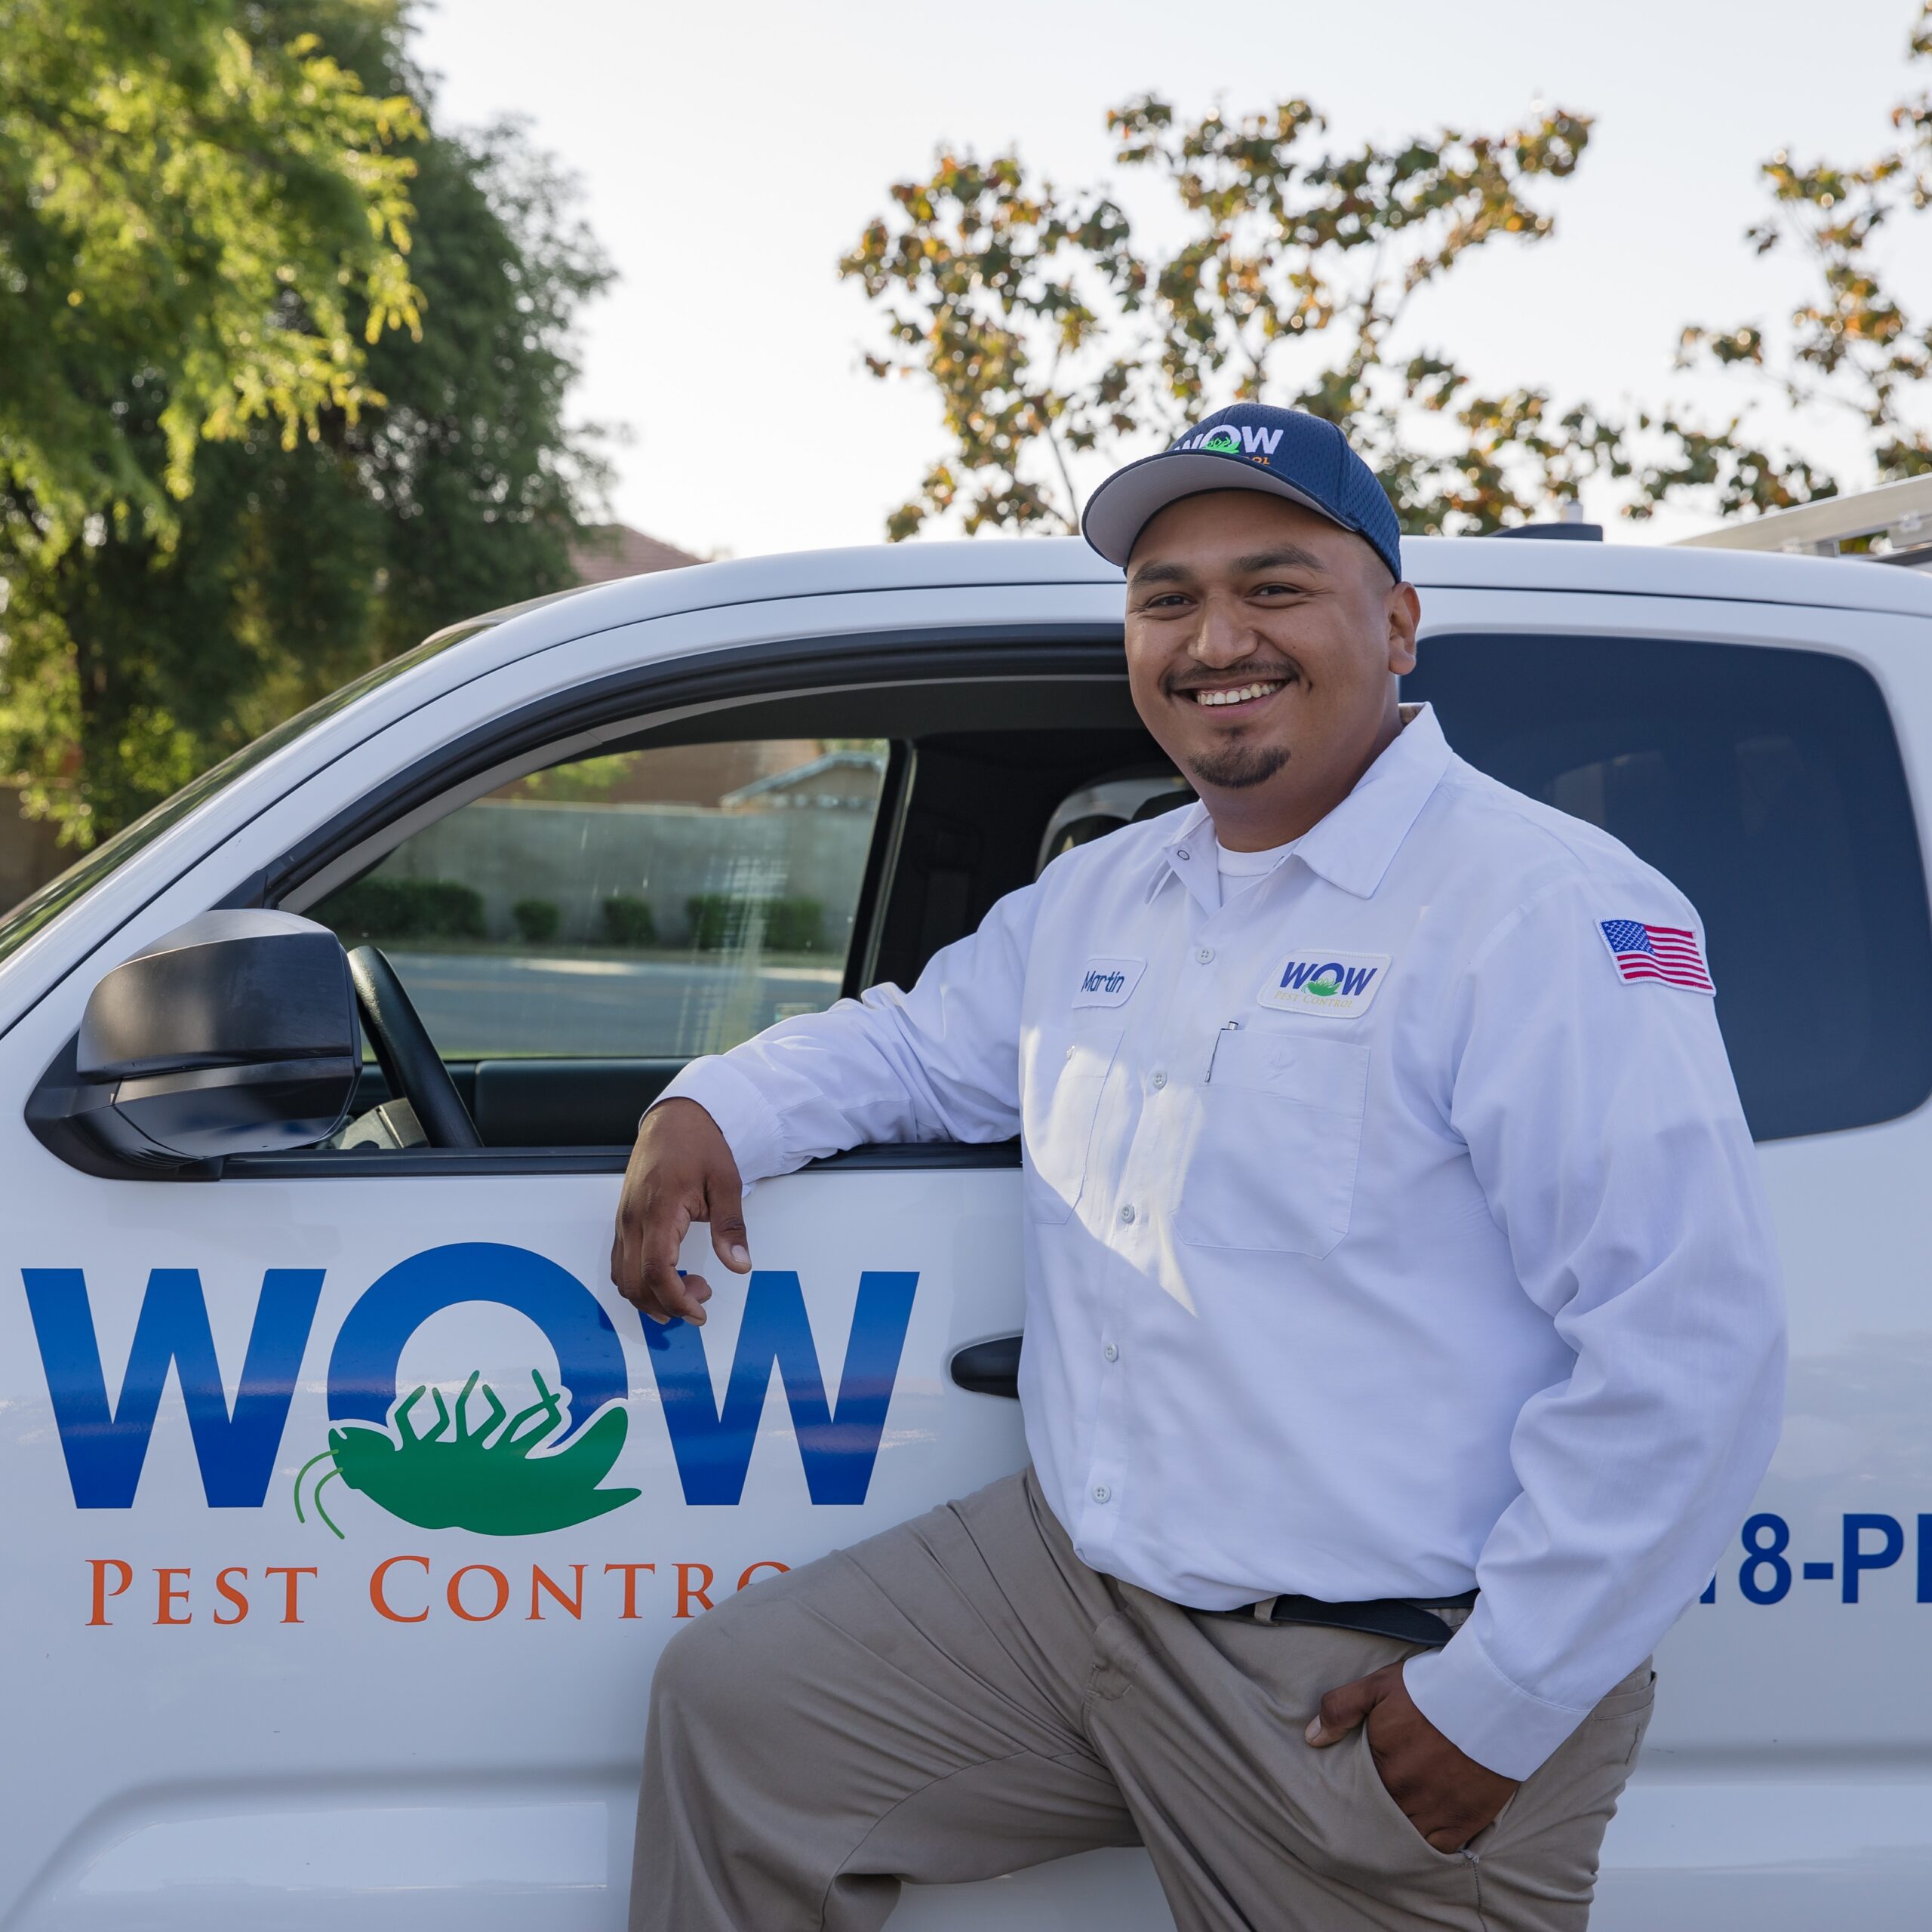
1081, 403, 1402, 584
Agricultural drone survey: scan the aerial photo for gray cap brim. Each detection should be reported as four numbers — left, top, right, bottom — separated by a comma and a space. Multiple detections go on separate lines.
1081, 449, 1343, 566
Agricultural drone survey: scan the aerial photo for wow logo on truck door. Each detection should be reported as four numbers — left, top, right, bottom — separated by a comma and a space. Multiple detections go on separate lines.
297, 1370, 636, 1538
297, 1244, 641, 1537
25, 1242, 918, 1535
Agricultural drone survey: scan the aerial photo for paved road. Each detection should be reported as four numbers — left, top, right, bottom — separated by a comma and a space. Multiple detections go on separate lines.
389, 949, 844, 1059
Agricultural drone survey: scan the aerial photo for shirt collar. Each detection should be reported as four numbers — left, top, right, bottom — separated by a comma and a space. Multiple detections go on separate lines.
1146, 801, 1221, 910
1146, 703, 1453, 906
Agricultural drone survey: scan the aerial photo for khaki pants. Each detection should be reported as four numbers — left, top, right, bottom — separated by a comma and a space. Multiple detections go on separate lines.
629, 1471, 1653, 1931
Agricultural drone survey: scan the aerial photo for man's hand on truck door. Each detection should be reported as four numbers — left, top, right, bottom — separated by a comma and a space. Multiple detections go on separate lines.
611, 1097, 752, 1327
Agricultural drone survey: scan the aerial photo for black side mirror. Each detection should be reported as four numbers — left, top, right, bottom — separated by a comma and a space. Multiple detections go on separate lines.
30, 911, 358, 1173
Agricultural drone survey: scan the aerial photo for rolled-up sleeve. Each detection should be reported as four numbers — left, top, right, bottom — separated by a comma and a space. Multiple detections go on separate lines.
1402, 874, 1786, 1778
654, 881, 1042, 1181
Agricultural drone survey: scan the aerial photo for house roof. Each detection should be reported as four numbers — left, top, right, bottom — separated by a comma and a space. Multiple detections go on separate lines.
719, 749, 888, 810
568, 523, 704, 585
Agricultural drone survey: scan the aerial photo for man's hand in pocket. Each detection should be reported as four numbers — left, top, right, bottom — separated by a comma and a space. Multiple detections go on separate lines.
1306, 1662, 1518, 1852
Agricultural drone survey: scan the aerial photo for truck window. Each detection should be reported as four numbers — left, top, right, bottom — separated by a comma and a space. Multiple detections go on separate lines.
308, 739, 891, 1061
246, 666, 1151, 1158
1406, 633, 1932, 1142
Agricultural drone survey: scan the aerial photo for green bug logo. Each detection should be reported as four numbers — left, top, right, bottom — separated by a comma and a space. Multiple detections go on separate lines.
1306, 974, 1340, 998
294, 1370, 640, 1538
1201, 427, 1241, 454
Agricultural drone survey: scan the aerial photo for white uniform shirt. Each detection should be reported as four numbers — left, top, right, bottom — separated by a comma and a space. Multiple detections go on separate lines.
663, 704, 1786, 1778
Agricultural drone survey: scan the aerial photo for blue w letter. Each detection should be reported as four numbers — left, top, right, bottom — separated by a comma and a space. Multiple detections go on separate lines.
23, 1269, 324, 1508
648, 1269, 917, 1506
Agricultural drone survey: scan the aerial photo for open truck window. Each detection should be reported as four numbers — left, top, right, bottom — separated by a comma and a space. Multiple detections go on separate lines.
308, 740, 891, 1063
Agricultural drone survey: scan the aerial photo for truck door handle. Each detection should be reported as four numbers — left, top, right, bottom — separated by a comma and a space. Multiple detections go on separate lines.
949, 1334, 1022, 1398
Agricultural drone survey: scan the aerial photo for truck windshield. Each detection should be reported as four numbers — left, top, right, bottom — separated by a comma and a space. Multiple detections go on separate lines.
0, 619, 500, 969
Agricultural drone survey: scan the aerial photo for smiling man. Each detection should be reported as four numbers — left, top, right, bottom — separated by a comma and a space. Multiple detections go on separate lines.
613, 404, 1786, 1931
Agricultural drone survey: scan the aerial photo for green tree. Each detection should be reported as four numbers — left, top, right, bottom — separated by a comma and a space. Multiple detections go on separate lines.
842, 2, 1932, 541
0, 0, 611, 841
841, 97, 1610, 539
1666, 0, 1932, 490
0, 0, 422, 556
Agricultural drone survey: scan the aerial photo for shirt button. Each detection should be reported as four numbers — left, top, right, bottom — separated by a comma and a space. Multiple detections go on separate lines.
1175, 848, 1190, 861
1103, 1343, 1119, 1362
1195, 946, 1214, 964
1065, 1044, 1075, 1060
1150, 1071, 1167, 1090
1118, 1204, 1136, 1224
1093, 1484, 1111, 1503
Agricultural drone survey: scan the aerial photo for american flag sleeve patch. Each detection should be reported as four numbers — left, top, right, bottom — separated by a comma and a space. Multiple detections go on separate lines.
1598, 918, 1715, 994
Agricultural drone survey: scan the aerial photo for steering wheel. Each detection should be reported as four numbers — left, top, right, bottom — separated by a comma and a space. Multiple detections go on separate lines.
346, 945, 481, 1149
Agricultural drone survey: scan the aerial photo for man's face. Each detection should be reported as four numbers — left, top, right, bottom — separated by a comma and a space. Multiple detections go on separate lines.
1122, 491, 1420, 809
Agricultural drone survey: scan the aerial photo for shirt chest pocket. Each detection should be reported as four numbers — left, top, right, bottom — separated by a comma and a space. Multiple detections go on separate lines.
1174, 1029, 1371, 1259
1023, 1020, 1125, 1225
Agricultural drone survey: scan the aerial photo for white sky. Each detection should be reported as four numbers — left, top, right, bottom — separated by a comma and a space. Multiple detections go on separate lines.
412, 0, 1927, 560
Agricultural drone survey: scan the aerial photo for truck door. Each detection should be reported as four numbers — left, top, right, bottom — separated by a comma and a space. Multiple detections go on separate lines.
0, 614, 1182, 1932
1409, 588, 1932, 1931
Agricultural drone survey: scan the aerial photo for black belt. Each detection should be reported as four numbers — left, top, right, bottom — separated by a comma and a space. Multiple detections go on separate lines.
1214, 1589, 1478, 1648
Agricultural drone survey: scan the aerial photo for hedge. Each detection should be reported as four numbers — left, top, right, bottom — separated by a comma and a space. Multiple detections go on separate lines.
602, 894, 659, 946
318, 875, 486, 943
685, 894, 826, 953
512, 897, 561, 943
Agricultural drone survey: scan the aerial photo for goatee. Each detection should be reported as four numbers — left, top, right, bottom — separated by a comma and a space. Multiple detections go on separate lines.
1184, 743, 1291, 791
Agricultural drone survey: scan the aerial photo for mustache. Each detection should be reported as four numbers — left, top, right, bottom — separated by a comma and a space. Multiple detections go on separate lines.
1162, 662, 1301, 695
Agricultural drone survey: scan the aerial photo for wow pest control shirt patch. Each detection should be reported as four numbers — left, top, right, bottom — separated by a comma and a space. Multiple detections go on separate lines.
1257, 949, 1391, 1019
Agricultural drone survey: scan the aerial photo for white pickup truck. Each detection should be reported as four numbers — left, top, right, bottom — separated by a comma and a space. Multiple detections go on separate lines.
4, 500, 1931, 1931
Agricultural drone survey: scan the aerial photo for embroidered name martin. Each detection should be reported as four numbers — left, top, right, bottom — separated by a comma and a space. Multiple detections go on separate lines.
1257, 949, 1391, 1019
1072, 956, 1146, 1008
